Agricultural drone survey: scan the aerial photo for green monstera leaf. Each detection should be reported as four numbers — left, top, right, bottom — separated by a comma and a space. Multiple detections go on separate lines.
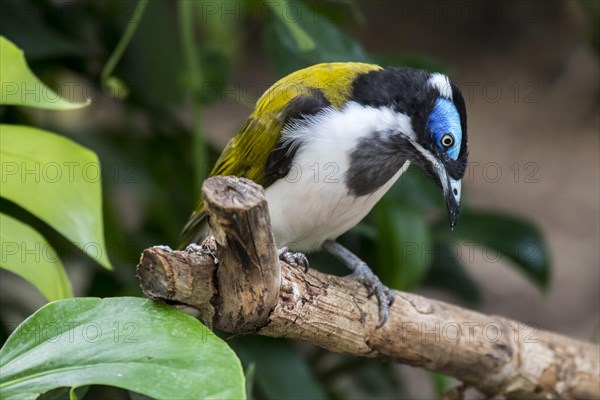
438, 211, 551, 290
0, 297, 245, 400
0, 213, 73, 301
1, 125, 111, 269
0, 36, 89, 109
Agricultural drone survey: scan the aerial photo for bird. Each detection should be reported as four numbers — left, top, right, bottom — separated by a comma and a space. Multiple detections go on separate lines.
182, 62, 468, 327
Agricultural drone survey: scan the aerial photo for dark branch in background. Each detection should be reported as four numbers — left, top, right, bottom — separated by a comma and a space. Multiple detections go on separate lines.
137, 176, 599, 400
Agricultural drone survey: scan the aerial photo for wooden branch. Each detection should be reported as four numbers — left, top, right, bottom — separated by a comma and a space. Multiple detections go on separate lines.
202, 176, 280, 332
137, 176, 599, 399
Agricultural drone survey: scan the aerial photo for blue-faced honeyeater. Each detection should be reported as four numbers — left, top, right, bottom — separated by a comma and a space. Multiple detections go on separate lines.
182, 62, 468, 327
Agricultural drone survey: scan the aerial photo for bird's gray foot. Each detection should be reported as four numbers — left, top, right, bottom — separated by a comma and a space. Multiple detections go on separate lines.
350, 262, 395, 328
322, 239, 393, 328
277, 246, 309, 272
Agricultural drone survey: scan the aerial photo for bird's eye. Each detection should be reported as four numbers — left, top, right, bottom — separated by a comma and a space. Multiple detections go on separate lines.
441, 134, 454, 148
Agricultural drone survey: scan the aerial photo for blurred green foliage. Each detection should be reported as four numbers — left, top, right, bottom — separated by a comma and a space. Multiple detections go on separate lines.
0, 0, 555, 398
0, 298, 245, 399
0, 36, 244, 399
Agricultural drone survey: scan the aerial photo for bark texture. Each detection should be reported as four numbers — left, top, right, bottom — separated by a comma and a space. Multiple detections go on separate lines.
137, 176, 599, 399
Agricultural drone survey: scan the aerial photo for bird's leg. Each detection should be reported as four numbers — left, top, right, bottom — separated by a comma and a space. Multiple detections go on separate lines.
322, 239, 394, 328
277, 246, 309, 272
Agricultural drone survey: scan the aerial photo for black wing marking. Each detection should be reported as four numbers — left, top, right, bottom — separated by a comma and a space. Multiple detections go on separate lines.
264, 88, 332, 185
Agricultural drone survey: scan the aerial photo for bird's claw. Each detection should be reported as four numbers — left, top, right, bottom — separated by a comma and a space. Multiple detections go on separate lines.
350, 263, 394, 328
277, 247, 309, 272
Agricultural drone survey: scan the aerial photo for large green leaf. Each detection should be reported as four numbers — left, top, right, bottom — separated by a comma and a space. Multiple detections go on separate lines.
0, 213, 73, 301
234, 336, 327, 400
423, 242, 481, 306
385, 165, 446, 212
267, 0, 315, 52
373, 200, 431, 291
441, 211, 551, 290
0, 125, 111, 269
262, 1, 369, 76
0, 297, 245, 400
0, 36, 89, 109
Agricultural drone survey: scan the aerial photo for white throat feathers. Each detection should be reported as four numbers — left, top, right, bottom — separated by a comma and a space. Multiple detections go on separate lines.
265, 102, 414, 250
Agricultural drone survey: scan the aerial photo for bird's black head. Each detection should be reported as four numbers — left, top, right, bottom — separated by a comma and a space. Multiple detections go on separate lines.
351, 67, 469, 228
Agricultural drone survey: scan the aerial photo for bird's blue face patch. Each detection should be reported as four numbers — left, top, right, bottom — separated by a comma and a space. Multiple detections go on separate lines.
427, 98, 462, 160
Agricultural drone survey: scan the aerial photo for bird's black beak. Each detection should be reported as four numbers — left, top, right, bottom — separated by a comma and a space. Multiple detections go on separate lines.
406, 139, 463, 229
431, 162, 462, 229
445, 178, 461, 229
